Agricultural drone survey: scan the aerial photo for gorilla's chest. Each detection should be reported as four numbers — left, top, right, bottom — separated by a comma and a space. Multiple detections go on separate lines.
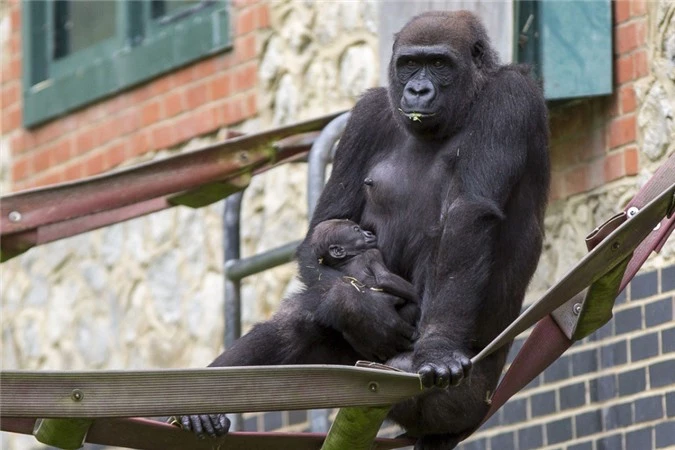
361, 144, 455, 278
364, 147, 450, 214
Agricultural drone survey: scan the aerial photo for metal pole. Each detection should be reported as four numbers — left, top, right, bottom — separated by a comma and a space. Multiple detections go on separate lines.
305, 112, 350, 432
307, 112, 351, 218
222, 191, 243, 430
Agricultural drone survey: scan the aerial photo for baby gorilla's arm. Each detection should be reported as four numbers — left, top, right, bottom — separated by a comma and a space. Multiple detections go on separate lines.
364, 249, 419, 303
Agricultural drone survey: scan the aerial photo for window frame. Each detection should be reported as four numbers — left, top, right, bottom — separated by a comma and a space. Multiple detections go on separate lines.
515, 0, 613, 101
21, 0, 231, 128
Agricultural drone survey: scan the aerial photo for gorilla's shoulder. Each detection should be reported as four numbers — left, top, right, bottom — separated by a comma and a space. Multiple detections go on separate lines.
353, 88, 393, 120
491, 65, 544, 100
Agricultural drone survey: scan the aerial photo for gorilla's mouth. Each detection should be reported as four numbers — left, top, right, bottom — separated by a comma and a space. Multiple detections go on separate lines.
397, 109, 436, 123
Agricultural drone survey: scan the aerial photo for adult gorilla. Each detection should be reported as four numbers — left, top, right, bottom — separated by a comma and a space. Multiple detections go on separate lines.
182, 10, 549, 449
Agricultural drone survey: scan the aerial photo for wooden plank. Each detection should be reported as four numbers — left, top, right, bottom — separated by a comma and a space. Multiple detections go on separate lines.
1, 417, 413, 450
0, 365, 422, 418
473, 181, 675, 363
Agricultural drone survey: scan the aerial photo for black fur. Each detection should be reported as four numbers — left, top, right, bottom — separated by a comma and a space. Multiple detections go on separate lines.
183, 11, 549, 449
311, 219, 421, 354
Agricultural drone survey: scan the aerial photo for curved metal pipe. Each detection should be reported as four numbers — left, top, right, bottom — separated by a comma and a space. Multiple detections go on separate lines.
307, 112, 351, 219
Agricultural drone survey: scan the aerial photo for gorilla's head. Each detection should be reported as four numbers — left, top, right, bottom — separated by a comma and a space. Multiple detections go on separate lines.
388, 11, 498, 138
310, 219, 377, 267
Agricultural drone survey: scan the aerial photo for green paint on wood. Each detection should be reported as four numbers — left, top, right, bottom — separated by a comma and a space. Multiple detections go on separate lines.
33, 418, 93, 450
321, 405, 392, 450
169, 174, 252, 208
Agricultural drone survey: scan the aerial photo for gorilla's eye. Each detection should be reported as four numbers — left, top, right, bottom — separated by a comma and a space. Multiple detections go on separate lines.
353, 225, 360, 232
432, 59, 444, 68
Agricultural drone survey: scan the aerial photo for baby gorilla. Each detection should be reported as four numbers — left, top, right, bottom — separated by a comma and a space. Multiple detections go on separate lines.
311, 219, 420, 329
178, 219, 419, 435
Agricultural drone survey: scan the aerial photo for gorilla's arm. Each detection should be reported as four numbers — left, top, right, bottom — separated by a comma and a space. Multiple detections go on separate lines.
363, 249, 420, 303
414, 70, 549, 388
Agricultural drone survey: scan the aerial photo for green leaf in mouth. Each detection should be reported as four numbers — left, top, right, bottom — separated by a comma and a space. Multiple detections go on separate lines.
398, 109, 434, 122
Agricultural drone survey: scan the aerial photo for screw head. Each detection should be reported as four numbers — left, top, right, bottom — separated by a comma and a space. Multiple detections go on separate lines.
71, 389, 84, 402
573, 303, 582, 315
8, 211, 21, 222
238, 151, 250, 164
627, 207, 639, 218
368, 382, 379, 393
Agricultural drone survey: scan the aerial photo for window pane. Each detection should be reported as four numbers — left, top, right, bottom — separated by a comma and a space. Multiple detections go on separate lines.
151, 0, 202, 19
54, 0, 117, 58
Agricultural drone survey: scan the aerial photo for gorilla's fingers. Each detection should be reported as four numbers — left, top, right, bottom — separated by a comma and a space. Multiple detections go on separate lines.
434, 365, 451, 389
188, 415, 204, 436
460, 355, 473, 378
218, 415, 231, 434
199, 414, 216, 437
419, 363, 443, 388
205, 414, 230, 436
180, 415, 192, 431
449, 364, 464, 386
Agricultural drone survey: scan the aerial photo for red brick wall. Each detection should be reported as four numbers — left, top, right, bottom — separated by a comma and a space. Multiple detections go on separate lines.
0, 0, 269, 191
549, 0, 647, 201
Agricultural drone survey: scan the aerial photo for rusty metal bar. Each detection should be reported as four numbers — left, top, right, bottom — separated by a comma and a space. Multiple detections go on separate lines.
0, 113, 344, 261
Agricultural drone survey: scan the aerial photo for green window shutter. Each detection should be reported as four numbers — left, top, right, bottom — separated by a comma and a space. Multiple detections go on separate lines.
516, 0, 613, 100
22, 0, 232, 128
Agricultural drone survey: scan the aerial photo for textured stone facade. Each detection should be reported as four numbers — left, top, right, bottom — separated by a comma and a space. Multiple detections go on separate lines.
1, 0, 380, 377
237, 0, 378, 327
528, 0, 674, 302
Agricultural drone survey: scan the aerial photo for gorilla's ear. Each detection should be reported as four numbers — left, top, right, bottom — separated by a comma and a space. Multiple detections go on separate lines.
329, 245, 346, 259
471, 41, 485, 68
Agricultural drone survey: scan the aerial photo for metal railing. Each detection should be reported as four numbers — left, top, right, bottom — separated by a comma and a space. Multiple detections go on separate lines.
221, 113, 351, 431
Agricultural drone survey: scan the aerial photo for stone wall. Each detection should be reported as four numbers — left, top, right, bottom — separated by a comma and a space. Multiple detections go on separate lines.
1, 0, 380, 368
237, 0, 378, 328
528, 0, 674, 302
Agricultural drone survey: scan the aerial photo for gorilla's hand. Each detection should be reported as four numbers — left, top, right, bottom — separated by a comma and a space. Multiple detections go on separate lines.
413, 341, 472, 389
177, 413, 230, 438
337, 291, 417, 362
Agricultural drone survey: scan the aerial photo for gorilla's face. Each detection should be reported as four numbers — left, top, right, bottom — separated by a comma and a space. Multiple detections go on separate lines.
387, 12, 494, 139
395, 46, 455, 118
311, 219, 377, 267
391, 42, 474, 138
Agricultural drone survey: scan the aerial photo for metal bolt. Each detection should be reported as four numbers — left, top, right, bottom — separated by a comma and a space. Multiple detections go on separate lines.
627, 207, 639, 218
611, 241, 620, 251
8, 211, 21, 223
238, 151, 250, 164
71, 389, 84, 402
368, 382, 379, 393
573, 303, 582, 315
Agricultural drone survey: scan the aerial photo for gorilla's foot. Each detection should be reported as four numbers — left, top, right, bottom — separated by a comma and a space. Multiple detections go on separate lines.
178, 414, 230, 438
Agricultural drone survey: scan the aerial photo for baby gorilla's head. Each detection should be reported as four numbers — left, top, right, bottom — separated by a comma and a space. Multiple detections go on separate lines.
310, 219, 377, 267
